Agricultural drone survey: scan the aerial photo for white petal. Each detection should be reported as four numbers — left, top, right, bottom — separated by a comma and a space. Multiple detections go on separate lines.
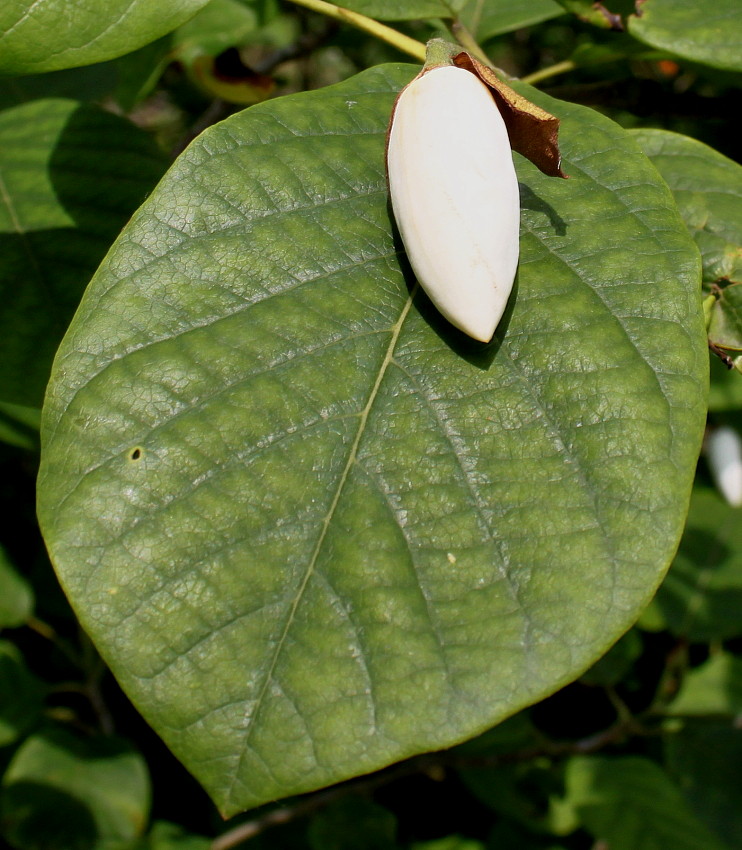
388, 65, 520, 342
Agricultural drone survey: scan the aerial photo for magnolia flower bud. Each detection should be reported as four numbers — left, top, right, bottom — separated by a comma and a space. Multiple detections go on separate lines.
706, 426, 742, 507
387, 65, 520, 342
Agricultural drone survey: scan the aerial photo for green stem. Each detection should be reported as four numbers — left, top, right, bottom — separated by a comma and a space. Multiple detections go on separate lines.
522, 59, 577, 85
448, 19, 492, 67
285, 0, 426, 62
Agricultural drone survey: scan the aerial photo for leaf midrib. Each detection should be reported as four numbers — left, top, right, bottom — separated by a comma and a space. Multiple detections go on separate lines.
222, 284, 417, 808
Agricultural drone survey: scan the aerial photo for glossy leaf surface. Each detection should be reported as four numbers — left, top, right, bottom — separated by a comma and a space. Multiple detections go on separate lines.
629, 0, 742, 73
631, 129, 742, 285
38, 65, 706, 815
0, 0, 211, 74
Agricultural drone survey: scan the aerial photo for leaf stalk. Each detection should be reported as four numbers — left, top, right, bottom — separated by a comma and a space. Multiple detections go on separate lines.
284, 0, 426, 61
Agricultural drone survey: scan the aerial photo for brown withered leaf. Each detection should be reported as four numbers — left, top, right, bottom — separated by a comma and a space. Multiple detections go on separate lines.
453, 52, 568, 179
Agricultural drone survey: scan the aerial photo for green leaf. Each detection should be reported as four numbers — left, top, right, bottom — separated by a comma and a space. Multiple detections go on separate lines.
653, 484, 742, 641
0, 641, 44, 747
708, 285, 742, 352
554, 0, 627, 29
467, 0, 565, 40
339, 1, 452, 21
579, 629, 642, 687
669, 652, 742, 716
708, 355, 742, 413
412, 839, 485, 850
0, 0, 212, 75
628, 0, 742, 73
0, 544, 34, 627
308, 797, 398, 850
664, 719, 742, 849
0, 727, 150, 850
630, 129, 742, 285
172, 0, 259, 62
0, 63, 118, 110
564, 755, 729, 850
141, 821, 211, 850
0, 98, 167, 407
37, 64, 707, 816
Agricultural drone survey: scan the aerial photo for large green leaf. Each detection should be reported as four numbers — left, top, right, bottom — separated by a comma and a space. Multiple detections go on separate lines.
0, 99, 167, 407
631, 129, 742, 285
37, 64, 707, 816
628, 0, 742, 73
0, 0, 212, 74
564, 755, 729, 850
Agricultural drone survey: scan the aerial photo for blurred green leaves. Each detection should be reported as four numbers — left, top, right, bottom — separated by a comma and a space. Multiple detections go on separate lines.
0, 98, 166, 407
0, 728, 150, 850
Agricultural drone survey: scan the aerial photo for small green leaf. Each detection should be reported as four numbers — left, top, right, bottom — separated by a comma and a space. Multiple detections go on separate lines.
1, 727, 150, 850
579, 629, 642, 687
669, 653, 742, 716
708, 356, 742, 413
708, 285, 742, 352
0, 98, 167, 407
142, 821, 211, 850
412, 839, 485, 850
629, 0, 742, 73
0, 0, 213, 74
38, 65, 707, 816
0, 641, 44, 747
337, 1, 452, 20
554, 0, 626, 29
308, 797, 398, 850
565, 755, 729, 850
172, 0, 259, 62
653, 484, 742, 641
467, 0, 565, 40
631, 129, 742, 285
0, 544, 34, 627
664, 719, 742, 849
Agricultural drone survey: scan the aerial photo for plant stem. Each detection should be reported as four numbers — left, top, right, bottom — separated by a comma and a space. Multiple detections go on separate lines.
448, 19, 492, 67
285, 0, 426, 62
522, 59, 577, 85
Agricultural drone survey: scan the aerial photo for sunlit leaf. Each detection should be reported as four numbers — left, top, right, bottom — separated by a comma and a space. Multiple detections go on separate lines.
38, 64, 706, 815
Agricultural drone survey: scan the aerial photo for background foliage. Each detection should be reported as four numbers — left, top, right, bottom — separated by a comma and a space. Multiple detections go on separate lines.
1, 0, 741, 848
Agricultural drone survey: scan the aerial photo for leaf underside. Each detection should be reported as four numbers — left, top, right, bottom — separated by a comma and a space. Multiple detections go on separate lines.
38, 65, 707, 816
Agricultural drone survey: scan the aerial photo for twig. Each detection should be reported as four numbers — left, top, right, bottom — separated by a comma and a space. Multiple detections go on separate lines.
211, 714, 651, 848
522, 59, 577, 86
284, 0, 426, 62
448, 19, 492, 67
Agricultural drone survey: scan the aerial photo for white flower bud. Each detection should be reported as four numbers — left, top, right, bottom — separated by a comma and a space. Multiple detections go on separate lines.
706, 426, 742, 507
387, 65, 520, 342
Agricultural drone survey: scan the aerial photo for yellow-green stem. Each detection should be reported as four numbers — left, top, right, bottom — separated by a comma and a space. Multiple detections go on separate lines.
448, 19, 492, 67
522, 59, 577, 85
285, 0, 426, 62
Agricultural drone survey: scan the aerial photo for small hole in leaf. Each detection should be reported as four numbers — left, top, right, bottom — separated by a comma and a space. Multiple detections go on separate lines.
130, 448, 142, 461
